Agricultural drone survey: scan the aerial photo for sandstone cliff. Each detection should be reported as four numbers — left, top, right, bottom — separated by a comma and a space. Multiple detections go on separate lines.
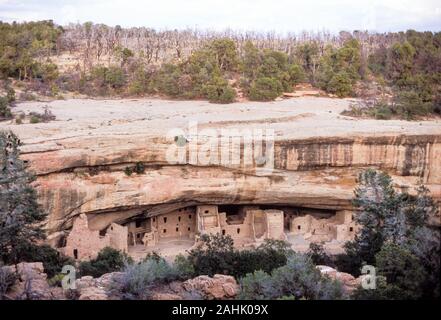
1, 97, 440, 237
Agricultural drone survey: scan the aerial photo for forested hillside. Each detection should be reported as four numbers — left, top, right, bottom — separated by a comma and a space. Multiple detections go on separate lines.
1, 21, 440, 119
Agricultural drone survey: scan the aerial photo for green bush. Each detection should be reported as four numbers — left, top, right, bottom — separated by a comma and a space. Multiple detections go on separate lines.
202, 76, 236, 103
88, 65, 126, 95
249, 77, 283, 101
207, 38, 239, 72
79, 247, 132, 278
327, 71, 353, 97
0, 265, 17, 299
34, 62, 59, 83
370, 104, 393, 120
239, 253, 345, 300
307, 243, 334, 266
155, 64, 187, 97
6, 87, 15, 102
394, 90, 432, 119
9, 243, 74, 278
351, 276, 411, 300
120, 257, 179, 299
134, 162, 145, 174
238, 269, 274, 300
0, 96, 12, 119
173, 254, 195, 279
186, 234, 290, 278
105, 66, 126, 89
375, 243, 425, 299
288, 64, 305, 85
124, 166, 133, 176
47, 273, 65, 287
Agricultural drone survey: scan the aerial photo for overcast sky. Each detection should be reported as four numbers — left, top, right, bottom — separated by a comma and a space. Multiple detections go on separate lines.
0, 0, 440, 33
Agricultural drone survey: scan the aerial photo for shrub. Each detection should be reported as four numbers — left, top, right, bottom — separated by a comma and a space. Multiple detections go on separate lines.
78, 247, 132, 278
120, 257, 179, 299
47, 273, 65, 287
327, 71, 353, 97
351, 276, 410, 300
0, 265, 17, 300
249, 77, 283, 101
28, 107, 56, 123
173, 254, 195, 280
394, 90, 432, 119
0, 96, 12, 119
30, 115, 40, 124
288, 64, 305, 85
238, 269, 274, 300
375, 243, 425, 299
207, 38, 239, 72
186, 234, 290, 278
134, 162, 145, 174
307, 243, 334, 266
8, 243, 74, 278
6, 87, 15, 102
18, 91, 36, 101
105, 66, 126, 89
239, 253, 345, 300
202, 76, 236, 103
124, 166, 133, 176
155, 64, 185, 97
370, 103, 393, 120
88, 65, 126, 95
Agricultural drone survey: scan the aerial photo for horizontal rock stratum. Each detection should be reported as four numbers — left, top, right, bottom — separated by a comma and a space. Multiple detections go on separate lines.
1, 97, 440, 235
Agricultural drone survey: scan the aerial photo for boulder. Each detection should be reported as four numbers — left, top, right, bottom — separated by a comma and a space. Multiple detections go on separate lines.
74, 272, 123, 300
317, 265, 361, 293
4, 262, 61, 300
182, 274, 239, 300
78, 286, 108, 300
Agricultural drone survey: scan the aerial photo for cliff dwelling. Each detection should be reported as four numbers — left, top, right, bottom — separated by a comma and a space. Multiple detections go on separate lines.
61, 204, 359, 260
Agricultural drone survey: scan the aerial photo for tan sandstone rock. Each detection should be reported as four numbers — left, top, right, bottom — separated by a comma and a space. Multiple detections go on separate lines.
0, 97, 439, 239
4, 262, 64, 300
182, 274, 239, 299
317, 265, 361, 293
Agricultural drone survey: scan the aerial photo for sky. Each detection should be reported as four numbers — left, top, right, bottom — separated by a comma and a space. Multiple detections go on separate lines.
0, 0, 440, 33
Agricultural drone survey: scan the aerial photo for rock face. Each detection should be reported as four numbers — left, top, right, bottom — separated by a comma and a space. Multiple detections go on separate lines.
75, 272, 124, 300
2, 262, 64, 300
73, 272, 238, 300
182, 274, 239, 299
150, 274, 239, 300
1, 97, 440, 238
316, 265, 361, 293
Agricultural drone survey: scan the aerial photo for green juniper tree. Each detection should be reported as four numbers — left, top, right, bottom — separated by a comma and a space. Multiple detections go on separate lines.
0, 131, 47, 264
336, 169, 440, 299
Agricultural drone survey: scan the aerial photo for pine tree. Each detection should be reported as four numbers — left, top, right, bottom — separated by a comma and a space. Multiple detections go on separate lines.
0, 131, 47, 264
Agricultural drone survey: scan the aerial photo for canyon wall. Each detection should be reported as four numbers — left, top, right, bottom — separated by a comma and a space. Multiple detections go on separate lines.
22, 134, 441, 234
2, 97, 440, 238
